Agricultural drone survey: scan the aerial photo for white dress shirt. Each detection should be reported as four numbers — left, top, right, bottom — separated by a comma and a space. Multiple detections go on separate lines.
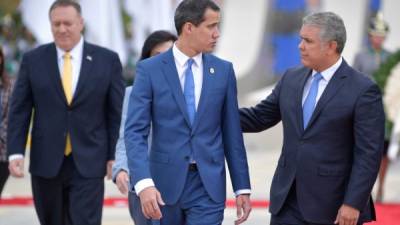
135, 44, 251, 196
9, 37, 84, 162
56, 36, 84, 96
302, 57, 343, 106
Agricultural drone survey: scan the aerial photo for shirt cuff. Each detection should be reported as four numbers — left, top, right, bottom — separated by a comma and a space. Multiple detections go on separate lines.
134, 178, 155, 195
235, 189, 251, 197
9, 154, 24, 161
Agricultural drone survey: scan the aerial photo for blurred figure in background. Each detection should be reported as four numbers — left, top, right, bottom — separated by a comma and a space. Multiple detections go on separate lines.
353, 13, 391, 203
353, 13, 391, 80
0, 46, 15, 199
112, 30, 176, 225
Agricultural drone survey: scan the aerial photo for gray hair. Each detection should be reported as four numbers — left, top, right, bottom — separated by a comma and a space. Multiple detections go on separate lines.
303, 12, 346, 54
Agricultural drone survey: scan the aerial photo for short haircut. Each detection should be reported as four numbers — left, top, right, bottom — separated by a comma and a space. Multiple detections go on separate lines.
174, 0, 220, 35
303, 12, 347, 54
49, 0, 81, 18
140, 30, 177, 60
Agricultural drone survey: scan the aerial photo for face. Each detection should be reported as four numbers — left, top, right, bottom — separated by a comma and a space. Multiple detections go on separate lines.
298, 25, 336, 71
369, 34, 386, 50
50, 6, 84, 51
150, 40, 174, 57
189, 8, 220, 53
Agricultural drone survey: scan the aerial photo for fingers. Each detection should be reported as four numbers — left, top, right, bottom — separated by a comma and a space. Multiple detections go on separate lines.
335, 204, 360, 225
156, 190, 165, 206
9, 159, 24, 177
235, 195, 251, 225
106, 160, 114, 180
115, 172, 129, 195
139, 187, 163, 220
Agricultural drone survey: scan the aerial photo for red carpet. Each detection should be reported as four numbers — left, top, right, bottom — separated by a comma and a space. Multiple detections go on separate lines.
1, 198, 399, 224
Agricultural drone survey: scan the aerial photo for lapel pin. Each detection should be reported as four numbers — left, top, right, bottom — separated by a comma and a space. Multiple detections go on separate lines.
86, 55, 92, 61
210, 67, 215, 74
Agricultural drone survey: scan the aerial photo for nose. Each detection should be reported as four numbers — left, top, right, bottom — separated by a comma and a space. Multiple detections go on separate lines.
213, 27, 220, 39
298, 40, 304, 50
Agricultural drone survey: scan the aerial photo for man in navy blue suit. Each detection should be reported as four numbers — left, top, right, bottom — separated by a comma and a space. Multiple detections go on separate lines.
240, 12, 385, 225
125, 0, 251, 224
7, 1, 124, 224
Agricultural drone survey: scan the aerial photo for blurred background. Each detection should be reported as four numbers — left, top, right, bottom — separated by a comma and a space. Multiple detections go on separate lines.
1, 0, 400, 224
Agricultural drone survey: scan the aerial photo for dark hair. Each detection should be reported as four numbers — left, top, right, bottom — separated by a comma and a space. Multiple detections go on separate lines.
174, 0, 220, 35
49, 0, 81, 17
140, 30, 177, 60
0, 47, 4, 78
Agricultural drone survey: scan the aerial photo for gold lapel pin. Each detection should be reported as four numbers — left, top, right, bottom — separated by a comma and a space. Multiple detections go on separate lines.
210, 67, 215, 74
86, 55, 92, 61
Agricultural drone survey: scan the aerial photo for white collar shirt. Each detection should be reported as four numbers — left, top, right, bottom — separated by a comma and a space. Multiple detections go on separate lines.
172, 44, 203, 110
56, 36, 84, 96
302, 57, 343, 106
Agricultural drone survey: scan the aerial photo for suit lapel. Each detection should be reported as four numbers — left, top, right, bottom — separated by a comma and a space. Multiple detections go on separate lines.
297, 69, 312, 132
161, 49, 192, 126
191, 54, 214, 132
47, 44, 68, 105
72, 42, 94, 106
304, 61, 349, 131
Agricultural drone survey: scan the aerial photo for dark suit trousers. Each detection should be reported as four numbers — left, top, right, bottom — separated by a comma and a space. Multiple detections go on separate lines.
31, 156, 104, 225
0, 161, 9, 198
270, 182, 363, 225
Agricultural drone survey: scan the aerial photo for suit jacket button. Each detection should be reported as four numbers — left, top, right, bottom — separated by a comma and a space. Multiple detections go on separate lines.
184, 156, 190, 161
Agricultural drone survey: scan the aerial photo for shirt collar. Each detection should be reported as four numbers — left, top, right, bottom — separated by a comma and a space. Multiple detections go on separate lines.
312, 56, 343, 82
172, 43, 202, 68
56, 36, 84, 61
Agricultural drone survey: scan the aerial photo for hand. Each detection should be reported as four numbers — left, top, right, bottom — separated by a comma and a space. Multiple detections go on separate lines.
235, 194, 252, 225
9, 158, 25, 178
138, 186, 165, 220
334, 204, 360, 225
115, 171, 129, 195
106, 160, 114, 180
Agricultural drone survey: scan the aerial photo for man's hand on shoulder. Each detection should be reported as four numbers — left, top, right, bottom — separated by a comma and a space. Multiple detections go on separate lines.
235, 194, 251, 225
9, 158, 25, 178
138, 186, 165, 220
334, 204, 360, 225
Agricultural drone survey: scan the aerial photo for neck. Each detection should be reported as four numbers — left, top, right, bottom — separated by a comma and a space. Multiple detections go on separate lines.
176, 38, 200, 57
315, 55, 341, 72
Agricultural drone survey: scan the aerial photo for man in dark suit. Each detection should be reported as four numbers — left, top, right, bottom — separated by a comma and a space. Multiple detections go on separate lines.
7, 1, 124, 224
125, 0, 251, 224
240, 12, 385, 225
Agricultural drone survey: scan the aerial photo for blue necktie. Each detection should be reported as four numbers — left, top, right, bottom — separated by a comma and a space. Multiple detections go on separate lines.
184, 58, 196, 125
303, 73, 323, 128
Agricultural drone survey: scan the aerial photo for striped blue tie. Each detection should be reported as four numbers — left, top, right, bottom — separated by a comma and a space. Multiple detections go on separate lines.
303, 73, 323, 128
184, 58, 196, 125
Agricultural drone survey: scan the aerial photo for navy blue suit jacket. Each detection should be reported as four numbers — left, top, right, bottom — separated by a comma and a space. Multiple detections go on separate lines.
125, 49, 250, 204
7, 42, 124, 178
240, 60, 385, 224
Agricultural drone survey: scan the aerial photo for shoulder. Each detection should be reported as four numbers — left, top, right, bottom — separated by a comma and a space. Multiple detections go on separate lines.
23, 43, 54, 59
84, 42, 120, 60
136, 50, 169, 69
204, 53, 232, 68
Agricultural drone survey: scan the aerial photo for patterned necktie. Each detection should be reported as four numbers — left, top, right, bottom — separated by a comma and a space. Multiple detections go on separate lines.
61, 52, 72, 156
183, 58, 196, 125
303, 72, 323, 128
